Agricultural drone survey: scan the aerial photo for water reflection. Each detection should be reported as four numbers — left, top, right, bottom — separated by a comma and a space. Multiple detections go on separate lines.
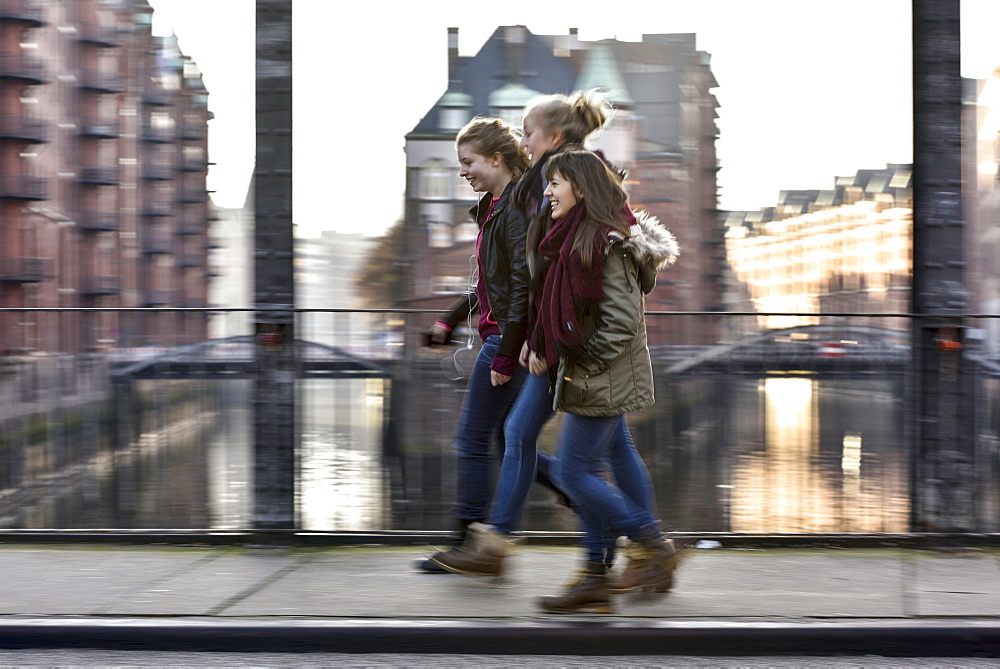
726, 377, 908, 532
299, 379, 386, 531
0, 359, 915, 533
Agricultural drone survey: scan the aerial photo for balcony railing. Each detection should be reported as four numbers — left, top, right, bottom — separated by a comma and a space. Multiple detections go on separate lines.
79, 119, 120, 139
78, 69, 123, 93
0, 113, 46, 143
178, 156, 208, 172
141, 165, 173, 181
79, 167, 119, 185
0, 257, 52, 283
78, 211, 120, 232
141, 290, 173, 306
81, 275, 121, 296
178, 219, 204, 235
141, 91, 171, 107
141, 201, 173, 217
141, 233, 173, 254
179, 125, 205, 141
0, 53, 45, 84
140, 125, 174, 143
76, 23, 122, 48
0, 175, 45, 200
177, 188, 206, 204
0, 0, 45, 26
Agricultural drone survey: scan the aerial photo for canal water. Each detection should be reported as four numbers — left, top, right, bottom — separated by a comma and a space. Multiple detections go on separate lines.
1, 369, 914, 533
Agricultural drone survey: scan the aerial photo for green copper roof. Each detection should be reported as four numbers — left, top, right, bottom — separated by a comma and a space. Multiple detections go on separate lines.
438, 89, 473, 108
488, 83, 541, 108
575, 44, 633, 106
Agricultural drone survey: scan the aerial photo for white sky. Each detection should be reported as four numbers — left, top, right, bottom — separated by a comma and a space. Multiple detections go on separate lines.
146, 0, 1000, 238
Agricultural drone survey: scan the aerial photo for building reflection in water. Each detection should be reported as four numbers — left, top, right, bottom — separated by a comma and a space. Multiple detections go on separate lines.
299, 378, 386, 531
728, 377, 908, 533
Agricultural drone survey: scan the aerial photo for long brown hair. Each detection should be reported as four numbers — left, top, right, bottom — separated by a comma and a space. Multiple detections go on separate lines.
456, 117, 530, 180
546, 150, 631, 269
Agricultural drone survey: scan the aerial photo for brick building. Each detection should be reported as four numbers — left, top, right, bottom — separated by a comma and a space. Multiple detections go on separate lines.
724, 165, 913, 332
401, 26, 723, 345
0, 0, 213, 354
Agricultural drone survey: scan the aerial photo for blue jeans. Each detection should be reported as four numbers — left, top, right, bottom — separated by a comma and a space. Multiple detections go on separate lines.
453, 334, 527, 522
488, 371, 556, 533
554, 413, 660, 561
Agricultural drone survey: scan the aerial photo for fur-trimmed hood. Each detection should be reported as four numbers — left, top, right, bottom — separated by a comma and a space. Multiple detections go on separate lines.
610, 210, 679, 294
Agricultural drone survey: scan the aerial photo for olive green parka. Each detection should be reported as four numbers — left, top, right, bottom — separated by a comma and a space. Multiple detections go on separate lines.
552, 212, 679, 416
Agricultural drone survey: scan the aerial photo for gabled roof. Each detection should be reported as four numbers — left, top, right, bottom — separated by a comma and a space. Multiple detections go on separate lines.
575, 44, 634, 107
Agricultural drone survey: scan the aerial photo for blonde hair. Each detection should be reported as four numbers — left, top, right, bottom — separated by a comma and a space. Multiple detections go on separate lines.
523, 90, 612, 145
456, 117, 530, 180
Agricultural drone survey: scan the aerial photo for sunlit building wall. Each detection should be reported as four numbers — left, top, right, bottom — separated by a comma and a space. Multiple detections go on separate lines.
965, 71, 1000, 352
725, 165, 912, 332
296, 231, 376, 350
0, 0, 214, 353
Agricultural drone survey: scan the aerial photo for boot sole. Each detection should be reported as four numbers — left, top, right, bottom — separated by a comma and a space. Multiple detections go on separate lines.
427, 557, 502, 578
609, 552, 683, 594
538, 603, 614, 614
609, 574, 673, 595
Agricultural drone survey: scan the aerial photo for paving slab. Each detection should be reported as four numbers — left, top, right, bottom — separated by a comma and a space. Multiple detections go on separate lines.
226, 546, 582, 617
647, 549, 907, 618
911, 550, 1000, 616
0, 545, 213, 615
101, 549, 303, 616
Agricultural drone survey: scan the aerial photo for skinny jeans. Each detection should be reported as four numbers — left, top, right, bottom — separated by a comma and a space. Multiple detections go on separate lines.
453, 334, 527, 522
487, 371, 557, 534
553, 413, 661, 560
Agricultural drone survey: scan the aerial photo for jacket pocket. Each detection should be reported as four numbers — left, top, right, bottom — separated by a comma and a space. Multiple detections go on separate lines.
561, 358, 612, 410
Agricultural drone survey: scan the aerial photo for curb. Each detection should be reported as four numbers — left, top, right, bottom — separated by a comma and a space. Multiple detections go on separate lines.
1, 618, 999, 656
2, 531, 1000, 549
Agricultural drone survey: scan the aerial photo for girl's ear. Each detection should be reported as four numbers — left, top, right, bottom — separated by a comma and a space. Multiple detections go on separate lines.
491, 152, 503, 167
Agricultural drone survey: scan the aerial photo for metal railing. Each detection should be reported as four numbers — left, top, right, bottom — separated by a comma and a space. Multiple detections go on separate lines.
0, 307, 994, 539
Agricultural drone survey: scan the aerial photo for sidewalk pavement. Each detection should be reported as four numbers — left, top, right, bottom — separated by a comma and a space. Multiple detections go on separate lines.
1, 542, 999, 657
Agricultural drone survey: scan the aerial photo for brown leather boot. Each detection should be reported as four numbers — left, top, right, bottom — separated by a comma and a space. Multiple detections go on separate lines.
537, 562, 614, 614
609, 536, 679, 594
429, 523, 518, 577
415, 518, 479, 574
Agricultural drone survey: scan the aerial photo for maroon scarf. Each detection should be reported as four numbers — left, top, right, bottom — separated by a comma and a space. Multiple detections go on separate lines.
532, 202, 610, 369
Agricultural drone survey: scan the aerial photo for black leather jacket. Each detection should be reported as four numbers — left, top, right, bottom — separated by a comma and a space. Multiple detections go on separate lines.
439, 181, 529, 360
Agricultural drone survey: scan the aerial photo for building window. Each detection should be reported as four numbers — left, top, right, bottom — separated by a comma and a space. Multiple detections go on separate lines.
430, 275, 466, 295
421, 160, 451, 200
454, 221, 477, 243
427, 222, 452, 248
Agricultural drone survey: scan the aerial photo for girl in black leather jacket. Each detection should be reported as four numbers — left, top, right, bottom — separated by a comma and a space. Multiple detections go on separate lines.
417, 118, 532, 573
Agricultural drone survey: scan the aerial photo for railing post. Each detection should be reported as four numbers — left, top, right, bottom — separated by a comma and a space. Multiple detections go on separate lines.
253, 0, 296, 530
910, 0, 974, 532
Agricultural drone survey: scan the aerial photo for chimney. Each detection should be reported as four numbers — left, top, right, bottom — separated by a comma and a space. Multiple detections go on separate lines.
448, 27, 459, 87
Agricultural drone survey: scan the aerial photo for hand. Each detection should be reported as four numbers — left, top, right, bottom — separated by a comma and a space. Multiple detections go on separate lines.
528, 351, 547, 375
428, 323, 450, 347
518, 342, 530, 367
491, 371, 511, 387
